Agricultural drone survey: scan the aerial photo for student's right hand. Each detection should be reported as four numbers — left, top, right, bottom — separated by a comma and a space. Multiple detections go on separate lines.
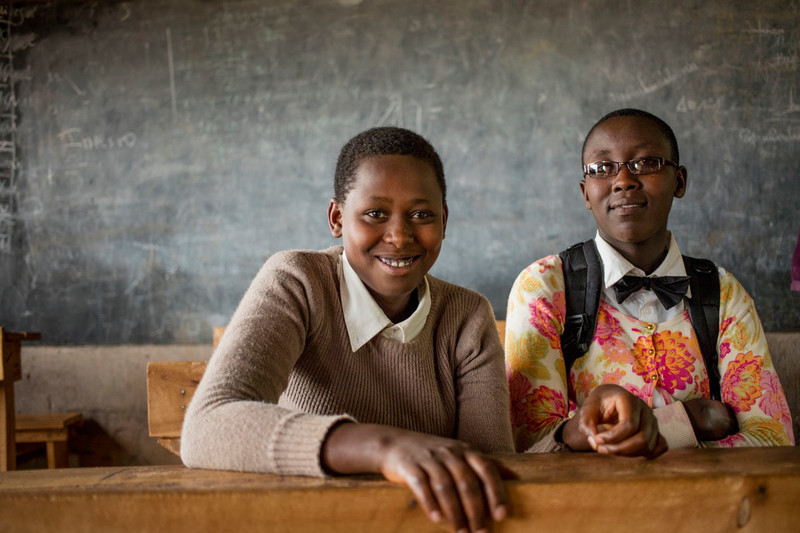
561, 384, 668, 458
321, 422, 507, 533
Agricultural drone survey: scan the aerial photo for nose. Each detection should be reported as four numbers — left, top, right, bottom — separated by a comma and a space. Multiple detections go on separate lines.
612, 165, 641, 192
384, 217, 414, 247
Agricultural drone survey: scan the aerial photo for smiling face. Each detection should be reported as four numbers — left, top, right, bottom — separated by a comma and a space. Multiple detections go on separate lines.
580, 115, 687, 264
328, 154, 447, 322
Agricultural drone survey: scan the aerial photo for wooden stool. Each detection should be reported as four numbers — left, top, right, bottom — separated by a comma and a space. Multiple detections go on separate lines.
15, 411, 83, 469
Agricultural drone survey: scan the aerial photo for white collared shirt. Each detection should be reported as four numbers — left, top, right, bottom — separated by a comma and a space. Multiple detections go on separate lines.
338, 249, 431, 352
594, 231, 690, 324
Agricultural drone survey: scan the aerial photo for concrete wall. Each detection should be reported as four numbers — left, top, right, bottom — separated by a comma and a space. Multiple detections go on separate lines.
12, 333, 799, 468
14, 344, 212, 468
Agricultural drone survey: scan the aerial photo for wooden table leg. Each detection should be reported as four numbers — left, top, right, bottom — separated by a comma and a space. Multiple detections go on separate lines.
46, 440, 69, 469
0, 382, 16, 471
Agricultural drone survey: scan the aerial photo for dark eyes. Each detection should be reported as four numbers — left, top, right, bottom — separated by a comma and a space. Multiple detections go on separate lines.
363, 210, 434, 221
365, 209, 385, 219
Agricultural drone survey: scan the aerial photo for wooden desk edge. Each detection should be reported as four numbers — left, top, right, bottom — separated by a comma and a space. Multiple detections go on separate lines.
2, 331, 42, 342
2, 448, 799, 533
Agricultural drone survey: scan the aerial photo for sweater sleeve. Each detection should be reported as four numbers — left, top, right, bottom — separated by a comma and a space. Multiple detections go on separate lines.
180, 251, 353, 476
452, 294, 514, 454
504, 255, 575, 453
699, 272, 795, 447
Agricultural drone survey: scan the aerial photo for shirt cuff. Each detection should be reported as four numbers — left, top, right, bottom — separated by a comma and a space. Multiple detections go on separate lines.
525, 419, 570, 453
653, 402, 699, 449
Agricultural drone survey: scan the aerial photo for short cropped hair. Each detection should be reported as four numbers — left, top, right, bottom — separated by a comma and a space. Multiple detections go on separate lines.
334, 126, 446, 203
582, 108, 680, 164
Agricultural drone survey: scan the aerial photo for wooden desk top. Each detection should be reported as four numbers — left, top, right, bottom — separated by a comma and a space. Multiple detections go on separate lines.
2, 447, 799, 532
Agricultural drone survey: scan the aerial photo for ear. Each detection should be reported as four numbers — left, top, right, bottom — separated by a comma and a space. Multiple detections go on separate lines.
674, 166, 688, 199
328, 198, 343, 238
441, 201, 449, 239
579, 179, 592, 210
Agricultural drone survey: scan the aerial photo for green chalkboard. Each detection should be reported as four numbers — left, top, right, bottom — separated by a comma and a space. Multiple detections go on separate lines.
1, 0, 798, 343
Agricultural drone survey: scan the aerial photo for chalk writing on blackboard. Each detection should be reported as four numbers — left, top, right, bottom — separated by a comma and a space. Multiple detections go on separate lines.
57, 128, 138, 151
0, 4, 42, 27
739, 128, 800, 144
0, 14, 17, 253
608, 63, 700, 102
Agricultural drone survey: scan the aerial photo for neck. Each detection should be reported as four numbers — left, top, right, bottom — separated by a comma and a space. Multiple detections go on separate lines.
375, 289, 419, 324
609, 234, 671, 275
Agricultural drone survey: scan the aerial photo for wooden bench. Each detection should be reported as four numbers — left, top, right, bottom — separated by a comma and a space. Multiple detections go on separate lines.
147, 321, 508, 455
1, 328, 83, 470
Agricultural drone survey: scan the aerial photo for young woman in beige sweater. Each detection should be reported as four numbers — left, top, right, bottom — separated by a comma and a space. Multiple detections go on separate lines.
181, 126, 514, 533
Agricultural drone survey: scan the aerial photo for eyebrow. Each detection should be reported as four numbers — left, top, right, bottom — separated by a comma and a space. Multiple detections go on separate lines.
367, 196, 432, 205
586, 142, 660, 160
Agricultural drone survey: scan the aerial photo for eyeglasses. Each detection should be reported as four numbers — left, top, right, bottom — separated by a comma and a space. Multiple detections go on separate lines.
583, 156, 678, 178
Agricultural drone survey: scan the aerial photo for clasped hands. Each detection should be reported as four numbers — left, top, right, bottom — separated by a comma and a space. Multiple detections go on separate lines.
560, 384, 667, 457
561, 384, 738, 456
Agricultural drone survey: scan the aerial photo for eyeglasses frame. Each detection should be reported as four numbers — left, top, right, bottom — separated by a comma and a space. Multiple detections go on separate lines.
582, 156, 679, 178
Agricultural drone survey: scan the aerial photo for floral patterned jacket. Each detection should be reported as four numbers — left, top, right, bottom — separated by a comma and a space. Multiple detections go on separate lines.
505, 254, 794, 452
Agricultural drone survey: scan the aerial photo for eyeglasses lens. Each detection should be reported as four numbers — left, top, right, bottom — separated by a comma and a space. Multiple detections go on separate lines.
585, 157, 664, 178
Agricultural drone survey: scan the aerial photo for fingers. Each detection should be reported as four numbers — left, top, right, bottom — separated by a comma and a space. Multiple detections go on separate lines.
373, 428, 508, 532
434, 453, 485, 532
394, 446, 504, 533
397, 463, 445, 525
464, 452, 508, 521
591, 393, 642, 446
581, 384, 666, 458
576, 399, 602, 449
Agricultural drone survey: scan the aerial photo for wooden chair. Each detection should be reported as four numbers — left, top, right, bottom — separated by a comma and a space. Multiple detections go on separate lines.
147, 360, 207, 456
147, 322, 507, 455
1, 327, 83, 471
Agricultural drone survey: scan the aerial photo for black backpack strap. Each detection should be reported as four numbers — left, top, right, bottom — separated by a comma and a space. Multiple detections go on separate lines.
683, 255, 721, 401
559, 240, 602, 375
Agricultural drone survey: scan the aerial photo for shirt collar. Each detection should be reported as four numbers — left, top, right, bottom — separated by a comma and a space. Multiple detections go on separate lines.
594, 231, 689, 295
339, 249, 431, 352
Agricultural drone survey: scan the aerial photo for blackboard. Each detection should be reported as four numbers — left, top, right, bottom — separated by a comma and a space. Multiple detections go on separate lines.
0, 0, 798, 344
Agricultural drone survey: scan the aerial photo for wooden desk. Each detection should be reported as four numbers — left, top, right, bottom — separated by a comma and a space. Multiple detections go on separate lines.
1, 329, 41, 471
1, 447, 798, 532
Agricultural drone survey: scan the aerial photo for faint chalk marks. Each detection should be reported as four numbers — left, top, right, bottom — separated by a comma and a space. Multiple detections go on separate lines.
166, 27, 177, 120
739, 127, 800, 144
376, 94, 430, 133
377, 94, 403, 126
119, 3, 131, 22
63, 74, 86, 96
740, 20, 785, 37
0, 10, 17, 253
0, 4, 42, 27
773, 87, 800, 117
608, 63, 700, 102
676, 95, 725, 113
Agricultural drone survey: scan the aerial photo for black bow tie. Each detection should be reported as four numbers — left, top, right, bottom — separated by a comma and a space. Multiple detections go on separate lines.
613, 275, 690, 310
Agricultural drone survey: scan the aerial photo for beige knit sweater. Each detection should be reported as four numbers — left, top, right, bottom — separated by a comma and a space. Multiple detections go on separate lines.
181, 246, 513, 476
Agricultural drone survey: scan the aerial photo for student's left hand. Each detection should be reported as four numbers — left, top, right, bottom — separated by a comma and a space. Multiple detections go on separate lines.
683, 398, 739, 441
